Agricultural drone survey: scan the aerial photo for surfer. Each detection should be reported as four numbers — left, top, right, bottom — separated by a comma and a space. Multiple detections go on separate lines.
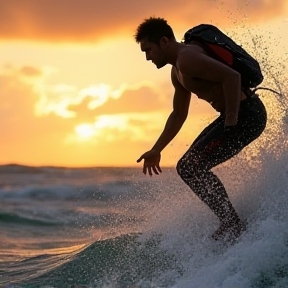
134, 17, 267, 241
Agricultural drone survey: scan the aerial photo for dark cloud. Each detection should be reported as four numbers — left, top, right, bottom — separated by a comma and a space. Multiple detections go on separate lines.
0, 0, 286, 42
0, 0, 178, 42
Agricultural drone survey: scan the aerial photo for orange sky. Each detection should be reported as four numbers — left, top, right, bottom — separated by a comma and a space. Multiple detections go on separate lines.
0, 0, 287, 167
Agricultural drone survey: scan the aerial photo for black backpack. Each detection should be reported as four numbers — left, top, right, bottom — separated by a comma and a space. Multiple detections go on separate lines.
183, 24, 263, 89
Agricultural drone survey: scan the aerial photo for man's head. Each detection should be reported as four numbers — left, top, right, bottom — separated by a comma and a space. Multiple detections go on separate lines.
134, 17, 176, 69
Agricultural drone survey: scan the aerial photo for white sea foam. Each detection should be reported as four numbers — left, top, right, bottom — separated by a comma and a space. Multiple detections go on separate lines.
131, 91, 288, 287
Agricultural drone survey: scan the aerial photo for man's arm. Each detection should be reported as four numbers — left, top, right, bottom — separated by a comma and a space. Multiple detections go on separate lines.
179, 49, 241, 126
136, 68, 191, 175
152, 67, 191, 152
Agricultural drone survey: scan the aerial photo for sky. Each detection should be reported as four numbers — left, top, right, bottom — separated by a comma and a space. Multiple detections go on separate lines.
1, 0, 287, 167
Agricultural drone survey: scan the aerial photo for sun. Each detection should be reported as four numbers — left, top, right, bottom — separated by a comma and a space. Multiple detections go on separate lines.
75, 123, 95, 138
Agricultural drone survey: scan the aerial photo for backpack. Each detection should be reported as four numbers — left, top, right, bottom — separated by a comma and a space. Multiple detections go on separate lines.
183, 24, 263, 89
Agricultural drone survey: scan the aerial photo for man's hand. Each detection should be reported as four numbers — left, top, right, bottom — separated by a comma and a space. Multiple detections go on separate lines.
137, 149, 162, 176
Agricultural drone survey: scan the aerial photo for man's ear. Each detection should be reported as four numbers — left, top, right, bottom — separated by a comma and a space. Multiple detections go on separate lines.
159, 36, 170, 48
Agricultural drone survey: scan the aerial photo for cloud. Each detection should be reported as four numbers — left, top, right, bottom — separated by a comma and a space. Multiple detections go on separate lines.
0, 64, 213, 125
0, 0, 286, 42
0, 65, 218, 166
0, 65, 171, 165
19, 66, 42, 77
0, 67, 75, 139
30, 75, 170, 120
68, 84, 171, 119
67, 81, 215, 120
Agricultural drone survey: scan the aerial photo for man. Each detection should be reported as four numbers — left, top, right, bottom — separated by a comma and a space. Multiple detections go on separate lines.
134, 17, 267, 241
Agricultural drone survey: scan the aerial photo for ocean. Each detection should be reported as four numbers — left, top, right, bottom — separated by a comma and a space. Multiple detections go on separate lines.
1, 86, 288, 287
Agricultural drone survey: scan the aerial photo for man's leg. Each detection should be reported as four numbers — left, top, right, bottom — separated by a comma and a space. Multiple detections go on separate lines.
176, 116, 242, 233
176, 97, 266, 240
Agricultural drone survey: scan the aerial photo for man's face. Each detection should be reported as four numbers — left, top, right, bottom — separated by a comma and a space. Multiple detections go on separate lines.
140, 38, 167, 69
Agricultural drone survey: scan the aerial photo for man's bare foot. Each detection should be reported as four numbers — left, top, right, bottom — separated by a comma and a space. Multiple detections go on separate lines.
212, 220, 247, 242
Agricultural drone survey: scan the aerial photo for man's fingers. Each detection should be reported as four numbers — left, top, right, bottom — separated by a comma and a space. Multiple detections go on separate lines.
152, 166, 159, 175
143, 163, 147, 175
142, 162, 162, 176
148, 166, 152, 176
138, 154, 161, 176
137, 156, 143, 163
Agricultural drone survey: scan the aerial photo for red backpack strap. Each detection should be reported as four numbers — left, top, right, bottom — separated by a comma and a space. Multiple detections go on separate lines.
207, 43, 233, 66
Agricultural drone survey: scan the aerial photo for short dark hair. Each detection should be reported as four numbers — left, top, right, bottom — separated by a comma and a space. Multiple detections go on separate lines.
134, 17, 175, 44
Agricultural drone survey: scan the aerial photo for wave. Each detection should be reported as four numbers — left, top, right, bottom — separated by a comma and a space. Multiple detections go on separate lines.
13, 233, 181, 288
0, 164, 46, 174
3, 122, 288, 288
10, 220, 288, 288
0, 212, 58, 226
0, 178, 158, 204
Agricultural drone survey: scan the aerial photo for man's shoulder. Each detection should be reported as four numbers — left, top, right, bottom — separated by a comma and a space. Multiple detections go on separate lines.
180, 44, 204, 56
175, 46, 202, 75
177, 45, 203, 66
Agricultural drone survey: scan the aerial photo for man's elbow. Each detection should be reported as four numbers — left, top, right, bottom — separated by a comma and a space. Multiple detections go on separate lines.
174, 110, 188, 125
226, 71, 241, 86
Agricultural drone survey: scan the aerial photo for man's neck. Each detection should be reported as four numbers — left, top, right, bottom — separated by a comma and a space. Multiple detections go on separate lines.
167, 42, 185, 66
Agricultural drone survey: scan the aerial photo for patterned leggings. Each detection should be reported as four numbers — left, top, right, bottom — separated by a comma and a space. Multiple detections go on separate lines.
176, 96, 267, 225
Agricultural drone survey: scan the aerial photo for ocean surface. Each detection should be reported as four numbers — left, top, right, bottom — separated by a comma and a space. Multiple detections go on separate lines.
1, 93, 288, 287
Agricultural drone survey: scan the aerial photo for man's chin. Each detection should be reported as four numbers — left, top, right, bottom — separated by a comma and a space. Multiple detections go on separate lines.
156, 62, 167, 69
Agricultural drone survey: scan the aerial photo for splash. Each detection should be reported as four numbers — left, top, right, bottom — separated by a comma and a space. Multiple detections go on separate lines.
130, 22, 288, 288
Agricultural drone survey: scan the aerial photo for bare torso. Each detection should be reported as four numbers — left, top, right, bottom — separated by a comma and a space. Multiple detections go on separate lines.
174, 42, 246, 113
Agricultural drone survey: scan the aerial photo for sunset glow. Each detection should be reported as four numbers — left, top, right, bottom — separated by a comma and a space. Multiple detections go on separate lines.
75, 123, 96, 139
0, 0, 287, 167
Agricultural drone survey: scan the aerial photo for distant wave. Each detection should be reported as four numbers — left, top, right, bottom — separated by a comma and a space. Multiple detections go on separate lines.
0, 212, 58, 226
0, 164, 45, 174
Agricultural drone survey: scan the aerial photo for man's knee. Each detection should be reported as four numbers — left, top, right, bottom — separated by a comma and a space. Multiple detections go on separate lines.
176, 158, 184, 177
176, 156, 198, 180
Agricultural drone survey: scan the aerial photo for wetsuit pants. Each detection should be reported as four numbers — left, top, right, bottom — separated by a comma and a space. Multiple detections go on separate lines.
176, 95, 267, 225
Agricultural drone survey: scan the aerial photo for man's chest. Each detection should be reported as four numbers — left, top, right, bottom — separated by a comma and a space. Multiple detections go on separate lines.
176, 70, 222, 99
